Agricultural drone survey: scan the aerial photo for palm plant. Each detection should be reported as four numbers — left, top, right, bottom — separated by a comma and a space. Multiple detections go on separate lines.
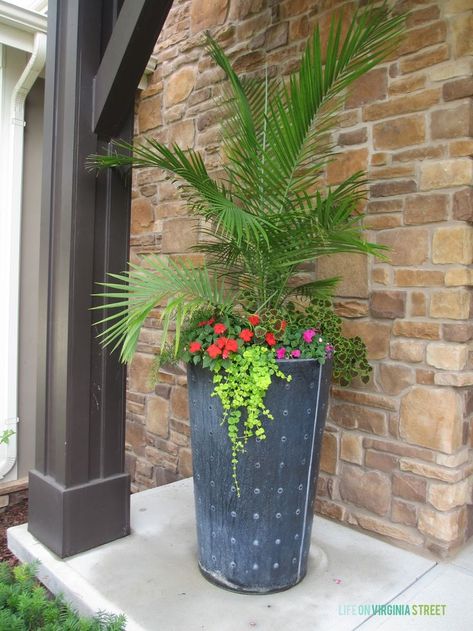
88, 2, 404, 363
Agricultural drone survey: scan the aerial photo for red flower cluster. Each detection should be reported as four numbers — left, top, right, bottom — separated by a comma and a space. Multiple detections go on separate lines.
239, 328, 254, 342
197, 317, 216, 327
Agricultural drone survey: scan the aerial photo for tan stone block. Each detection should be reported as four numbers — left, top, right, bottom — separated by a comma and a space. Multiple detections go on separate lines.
390, 339, 424, 363
443, 322, 473, 342
394, 145, 446, 163
367, 199, 403, 214
378, 363, 415, 395
394, 269, 444, 287
330, 403, 387, 434
430, 290, 471, 320
372, 268, 390, 285
445, 268, 473, 286
317, 252, 368, 298
363, 437, 436, 463
320, 431, 338, 474
370, 180, 417, 198
315, 499, 346, 521
376, 228, 429, 266
355, 513, 423, 546
404, 194, 447, 225
340, 433, 364, 465
363, 90, 440, 121
444, 78, 473, 102
426, 343, 468, 371
178, 447, 193, 477
126, 421, 146, 455
331, 388, 397, 411
339, 464, 391, 516
341, 320, 391, 360
453, 188, 473, 222
393, 471, 427, 502
373, 115, 424, 150
410, 292, 427, 317
392, 498, 417, 527
363, 215, 402, 230
389, 74, 426, 96
428, 480, 470, 511
326, 148, 368, 185
430, 58, 473, 83
370, 291, 406, 319
338, 128, 367, 146
191, 0, 229, 32
420, 159, 473, 191
145, 445, 178, 471
371, 152, 389, 166
346, 68, 388, 108
165, 67, 196, 106
435, 371, 473, 387
450, 139, 473, 158
399, 45, 449, 74
128, 354, 155, 393
147, 397, 169, 438
161, 218, 198, 253
370, 165, 415, 180
168, 119, 195, 147
131, 198, 154, 234
436, 449, 469, 468
433, 226, 473, 264
400, 459, 472, 483
265, 22, 288, 51
431, 102, 473, 140
418, 506, 467, 542
333, 300, 368, 318
171, 386, 189, 420
393, 320, 440, 340
138, 98, 162, 133
452, 13, 473, 56
416, 369, 435, 385
445, 0, 473, 14
400, 386, 462, 453
397, 21, 447, 57
365, 449, 399, 473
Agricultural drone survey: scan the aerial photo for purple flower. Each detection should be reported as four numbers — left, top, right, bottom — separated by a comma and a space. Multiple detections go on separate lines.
291, 349, 301, 358
302, 329, 316, 343
276, 347, 286, 360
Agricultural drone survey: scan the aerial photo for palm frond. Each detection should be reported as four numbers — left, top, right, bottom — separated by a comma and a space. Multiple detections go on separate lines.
93, 257, 235, 362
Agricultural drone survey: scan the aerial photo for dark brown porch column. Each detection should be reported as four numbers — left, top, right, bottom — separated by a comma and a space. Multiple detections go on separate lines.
29, 0, 172, 558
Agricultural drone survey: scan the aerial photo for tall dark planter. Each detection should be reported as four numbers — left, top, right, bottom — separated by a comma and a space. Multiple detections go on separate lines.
188, 358, 332, 594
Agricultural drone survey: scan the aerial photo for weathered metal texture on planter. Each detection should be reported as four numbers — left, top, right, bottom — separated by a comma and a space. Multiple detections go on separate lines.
188, 359, 332, 593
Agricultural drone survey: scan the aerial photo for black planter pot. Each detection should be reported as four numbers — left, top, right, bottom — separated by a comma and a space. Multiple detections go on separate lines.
188, 358, 332, 594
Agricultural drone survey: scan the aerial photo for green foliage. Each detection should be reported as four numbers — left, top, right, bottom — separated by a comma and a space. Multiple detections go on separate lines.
0, 430, 15, 445
0, 562, 126, 631
284, 300, 372, 385
88, 3, 404, 366
212, 346, 290, 495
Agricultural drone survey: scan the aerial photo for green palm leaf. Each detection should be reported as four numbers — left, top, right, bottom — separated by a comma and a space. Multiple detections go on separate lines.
93, 257, 234, 363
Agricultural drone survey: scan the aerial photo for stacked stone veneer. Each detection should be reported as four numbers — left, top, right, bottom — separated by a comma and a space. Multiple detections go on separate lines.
126, 0, 473, 557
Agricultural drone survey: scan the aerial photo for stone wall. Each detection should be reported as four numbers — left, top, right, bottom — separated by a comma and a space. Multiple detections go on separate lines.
126, 0, 473, 557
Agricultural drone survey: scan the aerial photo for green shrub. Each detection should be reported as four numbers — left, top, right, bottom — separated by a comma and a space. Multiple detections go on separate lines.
0, 562, 126, 631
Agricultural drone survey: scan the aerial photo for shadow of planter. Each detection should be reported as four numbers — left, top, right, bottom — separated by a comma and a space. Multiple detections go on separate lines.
188, 358, 332, 593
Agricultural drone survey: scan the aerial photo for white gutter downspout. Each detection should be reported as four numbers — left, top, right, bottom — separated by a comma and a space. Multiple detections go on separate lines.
0, 31, 46, 479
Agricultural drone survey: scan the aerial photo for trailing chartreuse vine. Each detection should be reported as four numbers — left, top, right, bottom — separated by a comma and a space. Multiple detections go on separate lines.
212, 346, 290, 495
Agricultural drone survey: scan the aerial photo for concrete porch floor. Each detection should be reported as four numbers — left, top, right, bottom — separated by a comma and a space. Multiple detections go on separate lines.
7, 478, 473, 631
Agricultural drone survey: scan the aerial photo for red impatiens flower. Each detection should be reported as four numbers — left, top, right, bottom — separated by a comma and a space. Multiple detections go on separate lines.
207, 344, 222, 359
222, 338, 239, 359
198, 317, 216, 327
265, 332, 277, 346
239, 328, 254, 342
189, 341, 202, 353
248, 314, 260, 326
214, 323, 227, 335
216, 336, 228, 349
